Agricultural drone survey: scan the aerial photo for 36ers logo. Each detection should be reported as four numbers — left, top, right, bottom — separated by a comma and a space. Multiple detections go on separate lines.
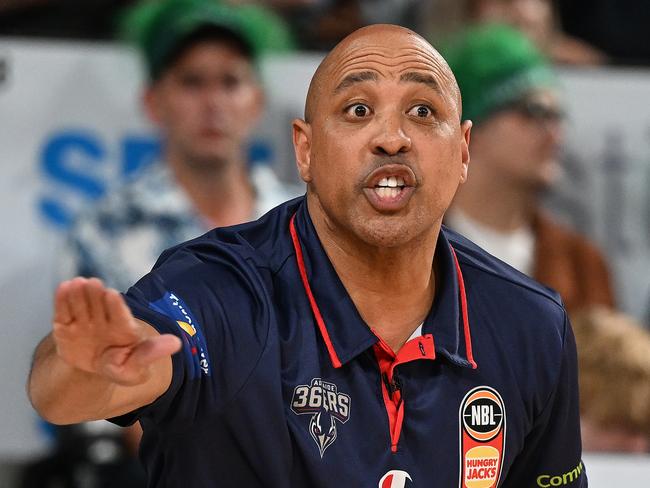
459, 386, 506, 488
379, 470, 413, 488
291, 378, 350, 457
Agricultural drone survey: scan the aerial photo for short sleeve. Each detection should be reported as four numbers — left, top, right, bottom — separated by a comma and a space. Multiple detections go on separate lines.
109, 244, 271, 429
502, 313, 587, 487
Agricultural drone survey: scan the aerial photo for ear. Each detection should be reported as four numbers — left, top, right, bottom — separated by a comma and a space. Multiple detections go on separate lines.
459, 119, 472, 184
292, 118, 313, 183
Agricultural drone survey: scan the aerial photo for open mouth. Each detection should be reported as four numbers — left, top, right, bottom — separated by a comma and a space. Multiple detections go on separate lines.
373, 176, 407, 199
363, 165, 417, 211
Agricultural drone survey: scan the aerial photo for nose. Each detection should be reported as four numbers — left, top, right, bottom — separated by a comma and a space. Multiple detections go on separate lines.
204, 82, 229, 110
370, 112, 412, 156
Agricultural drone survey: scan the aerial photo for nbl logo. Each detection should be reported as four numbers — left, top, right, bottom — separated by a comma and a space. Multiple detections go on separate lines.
291, 378, 351, 457
459, 386, 507, 488
462, 390, 504, 442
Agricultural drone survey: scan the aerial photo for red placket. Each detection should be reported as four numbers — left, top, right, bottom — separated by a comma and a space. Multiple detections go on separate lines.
373, 332, 436, 453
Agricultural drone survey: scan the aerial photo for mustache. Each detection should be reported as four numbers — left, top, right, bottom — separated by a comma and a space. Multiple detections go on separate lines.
361, 157, 420, 183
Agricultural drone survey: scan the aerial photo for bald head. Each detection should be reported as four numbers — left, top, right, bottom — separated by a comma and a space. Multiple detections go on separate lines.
304, 24, 461, 123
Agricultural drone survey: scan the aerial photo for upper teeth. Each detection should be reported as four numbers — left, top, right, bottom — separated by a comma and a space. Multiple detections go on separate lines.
378, 176, 405, 187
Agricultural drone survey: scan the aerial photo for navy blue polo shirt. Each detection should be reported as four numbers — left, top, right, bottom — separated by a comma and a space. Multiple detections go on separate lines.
115, 197, 586, 487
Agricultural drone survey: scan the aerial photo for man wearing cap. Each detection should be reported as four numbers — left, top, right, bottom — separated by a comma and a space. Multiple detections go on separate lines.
47, 0, 295, 483
443, 23, 615, 312
60, 0, 296, 293
30, 24, 586, 487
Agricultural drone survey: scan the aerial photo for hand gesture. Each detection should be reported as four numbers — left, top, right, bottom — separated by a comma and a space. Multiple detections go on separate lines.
53, 277, 181, 386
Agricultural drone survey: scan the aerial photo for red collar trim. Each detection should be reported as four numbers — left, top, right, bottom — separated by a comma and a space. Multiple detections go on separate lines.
450, 246, 477, 369
290, 213, 477, 370
290, 214, 342, 368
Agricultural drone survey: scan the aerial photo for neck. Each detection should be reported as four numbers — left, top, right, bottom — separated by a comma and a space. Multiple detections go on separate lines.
166, 148, 255, 227
307, 195, 438, 352
452, 159, 538, 232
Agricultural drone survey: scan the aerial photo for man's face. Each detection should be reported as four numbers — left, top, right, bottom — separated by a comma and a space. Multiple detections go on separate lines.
471, 89, 563, 191
145, 40, 262, 168
294, 27, 471, 248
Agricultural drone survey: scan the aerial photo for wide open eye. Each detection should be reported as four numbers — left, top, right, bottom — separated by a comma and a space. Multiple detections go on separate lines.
407, 104, 433, 118
345, 103, 371, 118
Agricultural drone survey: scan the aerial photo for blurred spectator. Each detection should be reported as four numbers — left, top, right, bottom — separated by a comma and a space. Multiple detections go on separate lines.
572, 307, 650, 452
424, 0, 607, 65
61, 0, 296, 292
22, 0, 297, 486
443, 24, 615, 312
467, 0, 608, 65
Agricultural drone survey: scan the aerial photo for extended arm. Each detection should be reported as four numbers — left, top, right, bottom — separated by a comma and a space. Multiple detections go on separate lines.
28, 277, 181, 424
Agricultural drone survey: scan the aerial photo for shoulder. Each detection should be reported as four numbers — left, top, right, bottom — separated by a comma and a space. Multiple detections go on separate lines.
444, 225, 568, 352
146, 197, 302, 292
445, 225, 564, 309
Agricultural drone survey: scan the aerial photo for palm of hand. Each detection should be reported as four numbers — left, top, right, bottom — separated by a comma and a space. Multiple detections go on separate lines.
53, 278, 180, 386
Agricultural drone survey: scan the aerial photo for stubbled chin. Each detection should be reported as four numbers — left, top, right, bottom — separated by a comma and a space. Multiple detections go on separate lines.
349, 213, 429, 249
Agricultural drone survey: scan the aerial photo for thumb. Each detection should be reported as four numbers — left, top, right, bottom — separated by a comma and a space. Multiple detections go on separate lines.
131, 334, 183, 365
100, 334, 182, 386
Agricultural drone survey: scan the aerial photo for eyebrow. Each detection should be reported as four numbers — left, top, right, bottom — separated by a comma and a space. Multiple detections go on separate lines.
399, 71, 442, 95
334, 71, 378, 93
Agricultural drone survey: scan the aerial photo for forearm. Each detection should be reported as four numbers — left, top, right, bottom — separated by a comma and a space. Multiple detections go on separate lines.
28, 334, 120, 424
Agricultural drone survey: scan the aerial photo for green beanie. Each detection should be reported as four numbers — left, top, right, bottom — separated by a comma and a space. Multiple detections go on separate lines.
119, 0, 295, 80
442, 23, 556, 124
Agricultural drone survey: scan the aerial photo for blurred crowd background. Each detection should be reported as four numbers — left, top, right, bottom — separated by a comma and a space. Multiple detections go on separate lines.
1, 0, 650, 486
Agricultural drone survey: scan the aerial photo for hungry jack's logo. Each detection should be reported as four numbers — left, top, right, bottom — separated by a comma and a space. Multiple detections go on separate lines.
459, 386, 506, 488
291, 378, 351, 458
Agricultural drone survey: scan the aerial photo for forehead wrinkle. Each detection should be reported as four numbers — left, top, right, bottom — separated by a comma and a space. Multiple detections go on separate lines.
331, 47, 440, 79
330, 61, 454, 104
307, 26, 461, 120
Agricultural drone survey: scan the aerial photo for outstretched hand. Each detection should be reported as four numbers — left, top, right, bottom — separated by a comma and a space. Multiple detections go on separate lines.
53, 277, 181, 386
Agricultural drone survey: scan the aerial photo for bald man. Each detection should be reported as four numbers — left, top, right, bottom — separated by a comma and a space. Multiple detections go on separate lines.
28, 25, 586, 487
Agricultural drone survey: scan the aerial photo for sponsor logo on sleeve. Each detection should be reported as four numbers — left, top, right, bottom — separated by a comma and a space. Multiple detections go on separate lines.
459, 386, 506, 488
536, 461, 585, 487
148, 291, 210, 378
291, 378, 350, 458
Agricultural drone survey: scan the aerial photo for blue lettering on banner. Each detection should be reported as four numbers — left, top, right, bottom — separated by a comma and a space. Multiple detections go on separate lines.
37, 130, 161, 229
121, 136, 162, 178
36, 130, 271, 230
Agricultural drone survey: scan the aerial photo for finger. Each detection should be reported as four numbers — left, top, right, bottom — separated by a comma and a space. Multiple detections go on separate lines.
67, 277, 91, 324
85, 278, 106, 325
53, 281, 73, 325
104, 289, 135, 329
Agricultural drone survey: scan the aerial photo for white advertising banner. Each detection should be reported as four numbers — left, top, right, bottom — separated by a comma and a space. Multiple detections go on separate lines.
0, 40, 649, 469
546, 67, 650, 323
